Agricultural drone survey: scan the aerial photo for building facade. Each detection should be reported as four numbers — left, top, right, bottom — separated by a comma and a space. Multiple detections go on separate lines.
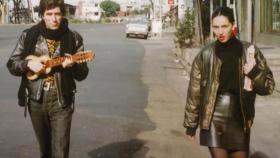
198, 0, 279, 46
118, 0, 150, 12
75, 0, 102, 21
75, 0, 150, 21
236, 0, 280, 46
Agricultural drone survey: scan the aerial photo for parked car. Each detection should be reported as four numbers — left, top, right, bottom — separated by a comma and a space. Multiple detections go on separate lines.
125, 18, 150, 39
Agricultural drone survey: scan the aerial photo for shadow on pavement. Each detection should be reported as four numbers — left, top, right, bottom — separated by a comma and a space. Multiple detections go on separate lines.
88, 139, 147, 158
250, 151, 270, 158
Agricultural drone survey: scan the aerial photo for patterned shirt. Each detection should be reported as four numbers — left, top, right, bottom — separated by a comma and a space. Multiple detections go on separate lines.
45, 39, 60, 83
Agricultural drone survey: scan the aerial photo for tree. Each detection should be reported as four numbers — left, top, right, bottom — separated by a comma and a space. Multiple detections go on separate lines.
100, 0, 120, 17
174, 7, 195, 49
174, 7, 195, 62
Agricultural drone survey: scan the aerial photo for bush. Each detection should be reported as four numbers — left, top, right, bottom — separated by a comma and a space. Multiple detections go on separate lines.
174, 7, 195, 48
101, 17, 112, 23
69, 18, 84, 24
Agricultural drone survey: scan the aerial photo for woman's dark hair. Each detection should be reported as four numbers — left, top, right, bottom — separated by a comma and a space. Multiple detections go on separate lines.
212, 6, 235, 23
39, 0, 65, 17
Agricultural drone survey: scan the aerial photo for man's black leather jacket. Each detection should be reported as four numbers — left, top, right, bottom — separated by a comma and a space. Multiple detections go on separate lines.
7, 29, 89, 107
184, 40, 275, 132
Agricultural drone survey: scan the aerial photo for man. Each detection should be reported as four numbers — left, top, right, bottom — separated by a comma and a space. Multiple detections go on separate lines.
7, 0, 89, 157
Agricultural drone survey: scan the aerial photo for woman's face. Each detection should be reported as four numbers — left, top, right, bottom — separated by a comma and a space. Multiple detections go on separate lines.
212, 15, 234, 43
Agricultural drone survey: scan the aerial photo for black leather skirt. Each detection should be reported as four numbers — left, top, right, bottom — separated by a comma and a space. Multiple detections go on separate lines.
200, 93, 250, 150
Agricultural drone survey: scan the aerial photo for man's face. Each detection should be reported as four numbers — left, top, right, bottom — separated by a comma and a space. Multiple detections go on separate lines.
212, 15, 234, 43
43, 7, 63, 30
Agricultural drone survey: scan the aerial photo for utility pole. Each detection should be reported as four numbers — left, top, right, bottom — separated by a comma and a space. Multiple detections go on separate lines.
194, 0, 204, 45
247, 0, 254, 43
27, 0, 34, 22
251, 0, 255, 44
234, 0, 240, 39
159, 0, 162, 37
149, 0, 154, 19
178, 0, 185, 22
210, 0, 213, 40
151, 0, 162, 37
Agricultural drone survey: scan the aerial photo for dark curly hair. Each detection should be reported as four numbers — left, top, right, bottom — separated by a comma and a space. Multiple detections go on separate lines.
39, 0, 65, 17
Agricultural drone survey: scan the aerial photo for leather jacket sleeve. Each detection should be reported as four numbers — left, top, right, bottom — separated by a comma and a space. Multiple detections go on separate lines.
247, 46, 275, 95
6, 31, 29, 77
68, 31, 89, 81
183, 54, 202, 129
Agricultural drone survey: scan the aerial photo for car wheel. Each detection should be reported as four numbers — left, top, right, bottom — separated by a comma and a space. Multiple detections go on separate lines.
126, 34, 130, 38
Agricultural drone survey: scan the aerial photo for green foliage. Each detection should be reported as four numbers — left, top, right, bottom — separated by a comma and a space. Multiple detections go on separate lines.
174, 7, 195, 48
69, 18, 84, 24
33, 5, 39, 12
101, 17, 112, 23
100, 0, 120, 17
68, 18, 97, 24
129, 7, 150, 16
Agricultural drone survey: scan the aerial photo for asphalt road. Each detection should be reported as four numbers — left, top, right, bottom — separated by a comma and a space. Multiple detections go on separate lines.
2, 23, 279, 158
0, 24, 155, 158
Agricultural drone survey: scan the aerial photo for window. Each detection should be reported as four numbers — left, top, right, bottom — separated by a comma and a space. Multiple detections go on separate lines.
260, 0, 280, 32
95, 3, 98, 7
272, 0, 280, 31
94, 12, 99, 16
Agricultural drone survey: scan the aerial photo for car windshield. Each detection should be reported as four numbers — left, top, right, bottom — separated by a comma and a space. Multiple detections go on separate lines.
129, 18, 148, 24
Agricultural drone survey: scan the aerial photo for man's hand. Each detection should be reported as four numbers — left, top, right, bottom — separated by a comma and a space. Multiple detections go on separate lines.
62, 53, 74, 68
27, 60, 45, 73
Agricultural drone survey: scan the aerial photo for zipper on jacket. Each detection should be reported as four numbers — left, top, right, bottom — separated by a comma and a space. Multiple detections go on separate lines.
239, 58, 247, 132
210, 58, 221, 128
36, 80, 44, 99
54, 73, 63, 107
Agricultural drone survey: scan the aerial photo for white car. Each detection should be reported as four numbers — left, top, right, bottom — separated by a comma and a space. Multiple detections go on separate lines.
126, 18, 149, 39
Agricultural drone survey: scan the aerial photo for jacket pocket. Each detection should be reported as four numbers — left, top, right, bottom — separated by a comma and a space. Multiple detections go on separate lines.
200, 80, 207, 104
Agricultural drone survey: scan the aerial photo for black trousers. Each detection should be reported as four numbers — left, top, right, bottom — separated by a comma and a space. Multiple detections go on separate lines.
28, 87, 73, 158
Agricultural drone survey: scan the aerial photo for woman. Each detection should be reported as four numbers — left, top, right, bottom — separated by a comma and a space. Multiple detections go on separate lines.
183, 6, 275, 158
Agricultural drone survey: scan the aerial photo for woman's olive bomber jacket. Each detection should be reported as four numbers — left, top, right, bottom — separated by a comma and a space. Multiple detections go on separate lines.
7, 29, 89, 107
183, 40, 275, 133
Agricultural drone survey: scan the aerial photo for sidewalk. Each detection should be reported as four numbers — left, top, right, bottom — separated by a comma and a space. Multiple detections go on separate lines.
138, 26, 280, 158
135, 27, 209, 158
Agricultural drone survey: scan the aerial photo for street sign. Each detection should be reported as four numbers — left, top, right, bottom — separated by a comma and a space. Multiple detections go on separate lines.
168, 0, 174, 5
